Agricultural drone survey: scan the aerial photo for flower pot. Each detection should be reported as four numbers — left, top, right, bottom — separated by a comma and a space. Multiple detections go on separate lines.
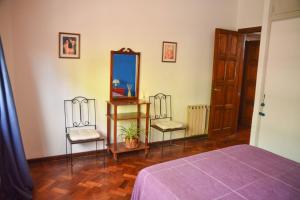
125, 138, 139, 149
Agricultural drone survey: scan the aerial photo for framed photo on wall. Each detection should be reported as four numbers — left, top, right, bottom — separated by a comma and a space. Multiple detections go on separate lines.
59, 32, 80, 59
162, 41, 177, 62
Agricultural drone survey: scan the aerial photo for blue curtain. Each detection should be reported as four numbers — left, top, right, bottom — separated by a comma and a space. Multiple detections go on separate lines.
0, 37, 33, 199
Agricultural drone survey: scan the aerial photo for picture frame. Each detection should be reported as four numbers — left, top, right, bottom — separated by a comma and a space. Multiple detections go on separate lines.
59, 32, 80, 59
162, 41, 177, 62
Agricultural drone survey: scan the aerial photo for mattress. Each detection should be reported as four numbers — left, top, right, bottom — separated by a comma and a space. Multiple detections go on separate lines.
131, 144, 300, 200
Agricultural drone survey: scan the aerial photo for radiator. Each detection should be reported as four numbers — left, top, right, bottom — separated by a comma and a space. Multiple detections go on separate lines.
187, 105, 210, 136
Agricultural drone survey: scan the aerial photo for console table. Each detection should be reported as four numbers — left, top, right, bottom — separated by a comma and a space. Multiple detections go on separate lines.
106, 99, 150, 160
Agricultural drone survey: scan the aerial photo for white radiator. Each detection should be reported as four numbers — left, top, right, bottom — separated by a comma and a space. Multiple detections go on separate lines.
187, 105, 210, 136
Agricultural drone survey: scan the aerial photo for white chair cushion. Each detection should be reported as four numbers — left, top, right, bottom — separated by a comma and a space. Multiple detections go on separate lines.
153, 120, 184, 130
68, 129, 101, 141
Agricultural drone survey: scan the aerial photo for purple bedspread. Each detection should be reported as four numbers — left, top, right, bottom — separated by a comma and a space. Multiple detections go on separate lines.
131, 145, 300, 200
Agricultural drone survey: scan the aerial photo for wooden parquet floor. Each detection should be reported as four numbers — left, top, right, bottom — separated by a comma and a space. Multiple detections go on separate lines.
30, 130, 250, 200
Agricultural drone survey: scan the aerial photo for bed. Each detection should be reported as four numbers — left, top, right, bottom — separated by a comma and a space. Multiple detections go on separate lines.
131, 144, 300, 200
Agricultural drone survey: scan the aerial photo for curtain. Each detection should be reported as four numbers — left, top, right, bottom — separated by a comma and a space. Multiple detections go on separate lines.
0, 37, 33, 199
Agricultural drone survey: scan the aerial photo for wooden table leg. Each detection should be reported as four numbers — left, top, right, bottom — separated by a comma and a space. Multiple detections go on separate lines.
113, 105, 118, 160
137, 104, 140, 130
113, 153, 118, 161
145, 103, 150, 156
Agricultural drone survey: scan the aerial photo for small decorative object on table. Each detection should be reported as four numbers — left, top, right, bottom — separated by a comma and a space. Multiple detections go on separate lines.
127, 83, 132, 97
112, 79, 120, 88
120, 123, 143, 149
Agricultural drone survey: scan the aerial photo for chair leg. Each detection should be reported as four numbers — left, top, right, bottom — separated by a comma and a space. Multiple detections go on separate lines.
65, 137, 68, 162
161, 132, 165, 155
148, 127, 152, 153
96, 141, 98, 158
70, 143, 73, 166
183, 129, 187, 150
103, 140, 105, 167
149, 127, 151, 144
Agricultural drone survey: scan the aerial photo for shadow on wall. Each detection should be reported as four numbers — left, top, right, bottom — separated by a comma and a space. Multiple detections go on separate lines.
14, 57, 46, 159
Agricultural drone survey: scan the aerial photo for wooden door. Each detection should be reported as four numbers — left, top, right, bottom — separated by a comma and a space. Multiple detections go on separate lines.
209, 29, 244, 135
238, 40, 260, 128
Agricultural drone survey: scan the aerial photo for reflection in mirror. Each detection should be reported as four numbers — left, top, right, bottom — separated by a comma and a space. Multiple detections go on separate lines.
110, 48, 140, 101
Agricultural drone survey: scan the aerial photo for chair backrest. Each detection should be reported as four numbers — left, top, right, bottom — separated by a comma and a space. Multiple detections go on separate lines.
64, 96, 96, 133
149, 93, 172, 120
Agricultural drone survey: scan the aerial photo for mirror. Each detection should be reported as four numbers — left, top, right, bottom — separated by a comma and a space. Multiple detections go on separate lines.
110, 48, 140, 101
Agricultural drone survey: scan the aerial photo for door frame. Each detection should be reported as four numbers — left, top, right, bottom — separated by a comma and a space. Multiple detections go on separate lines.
238, 26, 262, 34
249, 0, 300, 149
235, 26, 262, 132
238, 39, 260, 129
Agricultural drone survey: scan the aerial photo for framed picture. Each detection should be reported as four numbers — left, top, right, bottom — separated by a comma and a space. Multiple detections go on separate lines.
59, 32, 80, 59
162, 41, 177, 62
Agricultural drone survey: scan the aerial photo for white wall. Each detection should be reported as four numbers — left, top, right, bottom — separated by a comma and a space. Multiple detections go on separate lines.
237, 0, 264, 28
7, 0, 239, 159
257, 17, 300, 162
250, 0, 300, 162
250, 0, 272, 146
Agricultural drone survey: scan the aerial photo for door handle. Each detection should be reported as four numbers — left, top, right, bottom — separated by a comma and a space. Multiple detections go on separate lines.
259, 112, 265, 117
259, 94, 266, 116
213, 88, 221, 91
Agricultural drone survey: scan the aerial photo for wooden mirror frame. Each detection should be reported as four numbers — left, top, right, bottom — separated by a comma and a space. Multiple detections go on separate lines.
110, 48, 140, 101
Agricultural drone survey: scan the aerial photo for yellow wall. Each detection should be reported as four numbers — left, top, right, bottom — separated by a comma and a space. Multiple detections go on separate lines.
1, 0, 264, 159
5, 0, 239, 158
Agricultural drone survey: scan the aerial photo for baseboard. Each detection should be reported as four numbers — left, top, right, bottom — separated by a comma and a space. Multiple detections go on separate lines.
27, 148, 107, 163
149, 134, 208, 145
27, 134, 208, 163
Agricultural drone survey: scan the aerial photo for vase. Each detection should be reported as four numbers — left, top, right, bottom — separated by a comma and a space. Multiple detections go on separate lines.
127, 84, 132, 97
125, 138, 139, 149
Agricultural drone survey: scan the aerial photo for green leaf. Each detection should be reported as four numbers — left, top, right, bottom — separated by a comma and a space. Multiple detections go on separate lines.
118, 122, 144, 140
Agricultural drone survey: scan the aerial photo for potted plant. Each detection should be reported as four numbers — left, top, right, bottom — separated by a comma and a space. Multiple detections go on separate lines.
120, 123, 143, 149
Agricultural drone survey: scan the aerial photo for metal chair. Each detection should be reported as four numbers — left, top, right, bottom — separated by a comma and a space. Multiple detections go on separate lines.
149, 93, 187, 154
64, 96, 105, 165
